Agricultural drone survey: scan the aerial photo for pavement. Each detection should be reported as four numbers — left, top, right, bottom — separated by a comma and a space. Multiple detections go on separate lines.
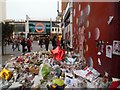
0, 41, 53, 69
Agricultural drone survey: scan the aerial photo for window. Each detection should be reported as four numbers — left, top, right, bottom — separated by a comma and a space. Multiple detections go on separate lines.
52, 28, 54, 31
58, 28, 59, 32
46, 25, 48, 27
46, 24, 50, 27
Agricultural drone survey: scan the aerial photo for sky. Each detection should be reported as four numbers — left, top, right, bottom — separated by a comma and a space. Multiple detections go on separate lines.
6, 0, 61, 20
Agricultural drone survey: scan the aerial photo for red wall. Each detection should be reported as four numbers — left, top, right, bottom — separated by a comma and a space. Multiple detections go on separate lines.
73, 2, 120, 78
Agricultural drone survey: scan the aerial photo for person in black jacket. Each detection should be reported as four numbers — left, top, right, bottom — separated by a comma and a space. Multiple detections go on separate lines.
39, 38, 43, 48
45, 36, 50, 51
21, 38, 26, 53
52, 36, 57, 49
61, 37, 64, 49
26, 38, 32, 52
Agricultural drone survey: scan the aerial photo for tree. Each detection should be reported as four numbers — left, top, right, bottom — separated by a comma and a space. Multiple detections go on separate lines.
2, 22, 14, 55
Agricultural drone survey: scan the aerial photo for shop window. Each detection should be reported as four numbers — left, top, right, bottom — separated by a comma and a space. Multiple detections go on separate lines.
46, 24, 50, 27
55, 28, 57, 32
52, 28, 54, 31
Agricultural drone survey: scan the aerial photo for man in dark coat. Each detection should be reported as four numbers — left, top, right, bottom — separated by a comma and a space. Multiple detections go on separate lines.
21, 38, 26, 53
52, 36, 57, 49
45, 36, 50, 51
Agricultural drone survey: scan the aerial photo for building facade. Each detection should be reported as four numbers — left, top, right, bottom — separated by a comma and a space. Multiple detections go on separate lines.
4, 19, 26, 38
51, 21, 62, 35
61, 0, 73, 49
25, 19, 62, 39
0, 0, 6, 44
4, 19, 62, 39
62, 1, 120, 78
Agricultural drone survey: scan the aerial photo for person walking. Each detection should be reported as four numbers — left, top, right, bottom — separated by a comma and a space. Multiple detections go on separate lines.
12, 38, 15, 51
39, 38, 43, 48
60, 37, 64, 48
45, 36, 50, 51
13, 38, 20, 51
21, 38, 27, 53
56, 36, 60, 47
52, 36, 57, 49
26, 38, 32, 52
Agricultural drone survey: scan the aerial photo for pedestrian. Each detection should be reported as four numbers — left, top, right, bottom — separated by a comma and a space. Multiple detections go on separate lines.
61, 37, 64, 48
13, 38, 20, 51
56, 36, 60, 47
52, 36, 57, 49
12, 38, 15, 51
39, 38, 43, 48
21, 38, 27, 53
45, 36, 50, 51
26, 38, 32, 52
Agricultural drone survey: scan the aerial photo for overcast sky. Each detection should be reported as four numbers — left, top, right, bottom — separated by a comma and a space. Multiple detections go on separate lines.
6, 0, 61, 20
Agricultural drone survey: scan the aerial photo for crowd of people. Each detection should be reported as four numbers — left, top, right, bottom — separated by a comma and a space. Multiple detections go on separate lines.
7, 35, 64, 54
10, 36, 32, 53
38, 35, 64, 51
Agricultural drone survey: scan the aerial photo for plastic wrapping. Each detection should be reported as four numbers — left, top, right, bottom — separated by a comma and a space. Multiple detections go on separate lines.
0, 68, 13, 80
51, 46, 65, 61
42, 64, 51, 79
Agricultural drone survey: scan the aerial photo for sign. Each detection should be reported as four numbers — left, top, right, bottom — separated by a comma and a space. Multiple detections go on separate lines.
35, 23, 45, 33
29, 21, 51, 34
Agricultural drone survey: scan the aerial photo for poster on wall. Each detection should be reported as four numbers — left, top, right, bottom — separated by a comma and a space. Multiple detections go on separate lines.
106, 45, 112, 58
113, 40, 120, 55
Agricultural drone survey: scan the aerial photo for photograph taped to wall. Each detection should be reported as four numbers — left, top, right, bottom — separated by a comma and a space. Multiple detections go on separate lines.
113, 40, 120, 55
106, 45, 112, 58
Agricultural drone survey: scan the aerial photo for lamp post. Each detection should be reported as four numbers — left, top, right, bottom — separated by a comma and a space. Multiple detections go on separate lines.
25, 15, 30, 38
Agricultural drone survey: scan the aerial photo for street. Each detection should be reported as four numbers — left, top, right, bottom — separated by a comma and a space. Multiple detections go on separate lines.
0, 41, 53, 66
